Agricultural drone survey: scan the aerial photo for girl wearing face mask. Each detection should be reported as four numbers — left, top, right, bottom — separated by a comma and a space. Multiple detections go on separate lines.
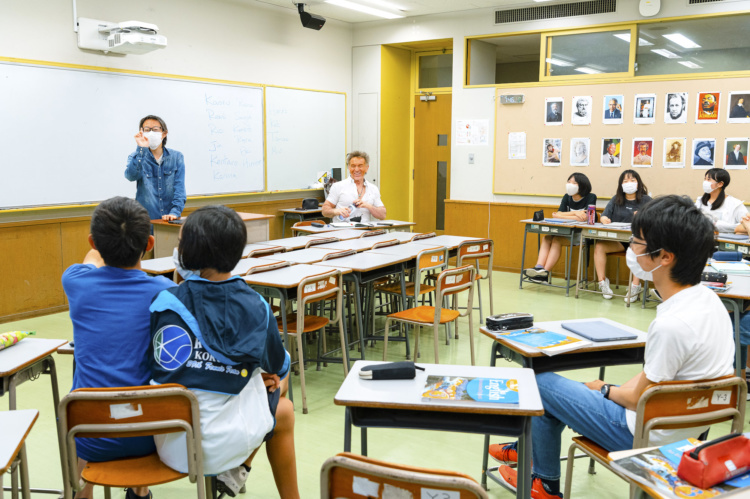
524, 173, 596, 283
696, 168, 747, 234
125, 115, 186, 222
596, 170, 652, 302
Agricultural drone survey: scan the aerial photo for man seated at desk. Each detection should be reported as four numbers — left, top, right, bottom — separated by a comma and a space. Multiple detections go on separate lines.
489, 195, 734, 499
322, 151, 386, 223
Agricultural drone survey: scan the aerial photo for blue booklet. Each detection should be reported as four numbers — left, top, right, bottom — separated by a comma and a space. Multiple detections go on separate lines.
494, 328, 590, 355
422, 375, 518, 405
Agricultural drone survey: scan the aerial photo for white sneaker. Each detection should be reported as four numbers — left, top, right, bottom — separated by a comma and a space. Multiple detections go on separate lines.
217, 465, 249, 497
624, 284, 643, 303
598, 278, 613, 299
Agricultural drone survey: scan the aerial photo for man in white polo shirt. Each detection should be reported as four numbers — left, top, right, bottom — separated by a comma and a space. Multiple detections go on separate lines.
322, 151, 386, 223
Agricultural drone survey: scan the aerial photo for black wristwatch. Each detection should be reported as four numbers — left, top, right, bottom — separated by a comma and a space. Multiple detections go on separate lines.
600, 383, 611, 399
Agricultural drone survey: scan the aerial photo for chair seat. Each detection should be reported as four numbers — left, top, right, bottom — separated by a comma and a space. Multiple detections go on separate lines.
271, 304, 280, 314
388, 305, 460, 324
378, 281, 435, 296
81, 453, 187, 487
278, 313, 329, 333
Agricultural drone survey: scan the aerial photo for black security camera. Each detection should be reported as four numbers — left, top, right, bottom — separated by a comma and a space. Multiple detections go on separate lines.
298, 3, 326, 30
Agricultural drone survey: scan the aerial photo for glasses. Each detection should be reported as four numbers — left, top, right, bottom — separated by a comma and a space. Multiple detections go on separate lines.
628, 236, 647, 246
142, 127, 163, 133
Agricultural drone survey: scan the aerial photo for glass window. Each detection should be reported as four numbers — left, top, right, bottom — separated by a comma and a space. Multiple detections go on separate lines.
636, 15, 750, 76
468, 34, 541, 85
418, 53, 452, 89
544, 28, 633, 78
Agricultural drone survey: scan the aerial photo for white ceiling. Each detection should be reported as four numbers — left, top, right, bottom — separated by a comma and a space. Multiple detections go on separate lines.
252, 0, 577, 24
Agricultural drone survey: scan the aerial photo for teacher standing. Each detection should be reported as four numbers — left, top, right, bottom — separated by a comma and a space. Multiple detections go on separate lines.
322, 151, 386, 222
125, 115, 186, 221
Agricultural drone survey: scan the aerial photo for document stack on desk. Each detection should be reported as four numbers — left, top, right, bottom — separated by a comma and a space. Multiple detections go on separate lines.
710, 261, 750, 275
542, 218, 579, 225
492, 327, 591, 356
422, 375, 519, 406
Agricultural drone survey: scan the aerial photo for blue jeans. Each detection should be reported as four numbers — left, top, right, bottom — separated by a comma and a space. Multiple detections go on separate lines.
729, 311, 750, 368
532, 372, 634, 481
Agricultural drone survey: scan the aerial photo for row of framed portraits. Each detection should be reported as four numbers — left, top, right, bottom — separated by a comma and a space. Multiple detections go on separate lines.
541, 137, 749, 169
544, 92, 750, 126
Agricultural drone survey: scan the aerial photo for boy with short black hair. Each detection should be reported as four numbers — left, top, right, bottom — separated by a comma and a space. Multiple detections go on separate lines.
490, 195, 734, 499
62, 196, 176, 499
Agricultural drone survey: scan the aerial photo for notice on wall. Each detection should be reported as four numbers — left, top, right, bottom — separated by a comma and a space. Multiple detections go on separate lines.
456, 119, 489, 146
508, 132, 527, 159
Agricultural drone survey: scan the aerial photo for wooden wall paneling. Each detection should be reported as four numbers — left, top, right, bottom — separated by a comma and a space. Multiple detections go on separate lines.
60, 220, 93, 306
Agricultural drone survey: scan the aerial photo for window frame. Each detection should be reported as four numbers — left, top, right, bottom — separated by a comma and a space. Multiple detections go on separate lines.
416, 49, 454, 93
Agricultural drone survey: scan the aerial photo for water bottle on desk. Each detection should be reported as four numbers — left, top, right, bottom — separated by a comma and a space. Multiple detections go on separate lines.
587, 205, 596, 225
337, 204, 356, 222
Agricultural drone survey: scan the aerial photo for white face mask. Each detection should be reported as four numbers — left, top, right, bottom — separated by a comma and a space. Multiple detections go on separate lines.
565, 183, 579, 196
144, 131, 163, 150
702, 180, 716, 195
172, 247, 200, 280
625, 246, 662, 281
622, 182, 638, 195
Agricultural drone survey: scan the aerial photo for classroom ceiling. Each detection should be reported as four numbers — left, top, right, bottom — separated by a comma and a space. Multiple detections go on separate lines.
252, 0, 580, 24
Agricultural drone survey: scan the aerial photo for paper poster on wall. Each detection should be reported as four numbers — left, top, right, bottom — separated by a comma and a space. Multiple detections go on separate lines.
543, 138, 562, 166
631, 138, 654, 167
663, 138, 686, 169
664, 92, 688, 124
456, 119, 489, 145
633, 94, 656, 124
692, 138, 716, 169
570, 138, 590, 166
696, 92, 720, 124
545, 97, 563, 125
724, 138, 749, 170
727, 92, 750, 123
571, 96, 592, 125
601, 138, 622, 167
508, 132, 527, 159
603, 95, 624, 125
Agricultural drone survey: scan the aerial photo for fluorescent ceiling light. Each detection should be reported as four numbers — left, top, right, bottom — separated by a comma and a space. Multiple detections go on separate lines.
613, 33, 653, 46
575, 67, 601, 74
361, 0, 407, 11
533, 0, 554, 2
651, 48, 680, 59
545, 57, 574, 67
325, 0, 403, 18
663, 33, 701, 49
678, 61, 702, 69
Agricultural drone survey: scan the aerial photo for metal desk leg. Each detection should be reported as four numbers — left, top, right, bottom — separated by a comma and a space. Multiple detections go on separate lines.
565, 232, 574, 297
517, 417, 532, 499
353, 278, 367, 359
519, 227, 529, 290
344, 408, 352, 452
575, 234, 585, 299
361, 427, 368, 457
399, 266, 410, 359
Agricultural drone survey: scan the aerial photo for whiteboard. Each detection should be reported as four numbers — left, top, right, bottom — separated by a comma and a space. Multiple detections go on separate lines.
0, 61, 264, 209
266, 87, 346, 191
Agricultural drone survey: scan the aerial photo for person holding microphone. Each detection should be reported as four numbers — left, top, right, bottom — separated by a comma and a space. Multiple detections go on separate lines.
125, 115, 186, 221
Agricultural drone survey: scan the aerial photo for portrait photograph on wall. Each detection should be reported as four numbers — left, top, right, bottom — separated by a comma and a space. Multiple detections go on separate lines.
601, 138, 622, 167
571, 96, 592, 125
663, 138, 686, 169
664, 92, 688, 124
634, 94, 656, 124
692, 138, 716, 168
696, 92, 720, 124
543, 138, 562, 166
724, 138, 749, 170
727, 92, 750, 123
545, 97, 564, 125
570, 138, 590, 166
631, 138, 654, 167
603, 95, 624, 124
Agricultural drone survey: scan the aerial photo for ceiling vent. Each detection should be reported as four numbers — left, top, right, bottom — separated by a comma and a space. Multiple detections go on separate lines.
495, 0, 616, 24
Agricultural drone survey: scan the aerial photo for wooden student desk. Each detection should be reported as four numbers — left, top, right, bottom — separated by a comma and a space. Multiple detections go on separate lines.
575, 223, 634, 303
0, 410, 38, 499
519, 219, 582, 297
151, 212, 273, 258
717, 234, 750, 254
260, 235, 339, 251
260, 247, 349, 265
334, 361, 544, 499
315, 232, 422, 252
715, 273, 750, 377
140, 256, 282, 278
242, 242, 285, 258
292, 220, 415, 235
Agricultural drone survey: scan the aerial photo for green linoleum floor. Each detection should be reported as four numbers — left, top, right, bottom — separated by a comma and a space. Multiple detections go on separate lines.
2, 271, 744, 498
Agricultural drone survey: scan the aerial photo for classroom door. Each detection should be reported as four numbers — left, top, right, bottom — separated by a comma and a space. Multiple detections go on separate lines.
413, 94, 451, 234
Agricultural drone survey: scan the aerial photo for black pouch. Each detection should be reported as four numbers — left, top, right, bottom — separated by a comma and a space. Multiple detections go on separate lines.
486, 313, 534, 331
302, 198, 319, 210
359, 361, 424, 380
533, 209, 544, 222
701, 271, 728, 284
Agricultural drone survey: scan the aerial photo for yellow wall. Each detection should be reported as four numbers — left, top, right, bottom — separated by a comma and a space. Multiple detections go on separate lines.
380, 46, 412, 221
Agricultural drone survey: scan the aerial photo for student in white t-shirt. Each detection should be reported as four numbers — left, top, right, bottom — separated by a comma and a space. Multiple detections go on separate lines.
322, 151, 386, 223
696, 168, 747, 233
489, 195, 734, 499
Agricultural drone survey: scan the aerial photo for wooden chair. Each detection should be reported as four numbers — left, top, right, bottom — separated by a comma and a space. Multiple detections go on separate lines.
291, 219, 327, 236
278, 268, 348, 414
245, 246, 286, 258
360, 229, 387, 237
564, 375, 747, 499
321, 452, 488, 499
58, 384, 206, 499
371, 239, 398, 250
306, 237, 339, 248
376, 247, 447, 308
412, 232, 437, 241
383, 264, 476, 365
321, 249, 357, 261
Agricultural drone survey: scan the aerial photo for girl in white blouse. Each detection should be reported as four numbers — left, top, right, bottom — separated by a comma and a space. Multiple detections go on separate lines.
696, 168, 747, 233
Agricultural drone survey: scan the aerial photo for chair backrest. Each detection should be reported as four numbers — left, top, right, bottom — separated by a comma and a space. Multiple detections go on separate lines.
292, 220, 326, 228
370, 239, 398, 250
360, 229, 387, 238
458, 239, 493, 279
321, 453, 488, 499
412, 232, 437, 241
633, 375, 747, 448
321, 249, 356, 261
436, 265, 476, 319
244, 260, 291, 276
59, 384, 204, 488
297, 269, 343, 322
306, 237, 339, 248
414, 247, 448, 297
246, 246, 286, 258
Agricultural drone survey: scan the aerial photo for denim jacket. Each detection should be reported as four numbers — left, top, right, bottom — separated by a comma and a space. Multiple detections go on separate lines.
124, 146, 186, 220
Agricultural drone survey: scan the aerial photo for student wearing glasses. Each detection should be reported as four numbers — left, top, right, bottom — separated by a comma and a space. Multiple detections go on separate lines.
125, 115, 186, 221
322, 151, 386, 222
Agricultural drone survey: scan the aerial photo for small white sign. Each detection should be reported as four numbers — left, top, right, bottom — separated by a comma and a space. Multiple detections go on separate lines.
421, 488, 459, 499
352, 476, 380, 497
712, 390, 731, 405
467, 245, 480, 253
109, 403, 143, 420
725, 460, 738, 472
304, 284, 316, 293
542, 226, 550, 232
445, 276, 456, 285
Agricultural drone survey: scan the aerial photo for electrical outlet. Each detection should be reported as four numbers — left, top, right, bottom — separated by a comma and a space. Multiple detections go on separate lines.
468, 153, 474, 164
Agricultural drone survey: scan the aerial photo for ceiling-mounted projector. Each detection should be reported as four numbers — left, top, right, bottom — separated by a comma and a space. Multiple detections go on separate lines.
77, 18, 167, 55
296, 3, 326, 30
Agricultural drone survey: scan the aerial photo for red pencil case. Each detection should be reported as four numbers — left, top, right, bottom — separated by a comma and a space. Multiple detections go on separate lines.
677, 433, 750, 489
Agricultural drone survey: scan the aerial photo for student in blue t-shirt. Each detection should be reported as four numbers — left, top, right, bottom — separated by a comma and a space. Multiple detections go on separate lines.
62, 196, 175, 499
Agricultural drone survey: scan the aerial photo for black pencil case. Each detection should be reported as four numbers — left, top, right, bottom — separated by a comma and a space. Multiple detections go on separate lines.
486, 313, 534, 331
701, 271, 728, 284
359, 361, 424, 380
